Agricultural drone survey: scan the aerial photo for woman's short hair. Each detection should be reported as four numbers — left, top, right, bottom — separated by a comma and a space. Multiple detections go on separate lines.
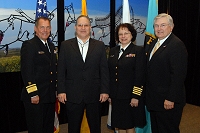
115, 23, 137, 43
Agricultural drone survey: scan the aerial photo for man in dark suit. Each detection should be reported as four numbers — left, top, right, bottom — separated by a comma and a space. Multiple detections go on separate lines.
57, 15, 109, 133
20, 17, 57, 133
145, 13, 188, 133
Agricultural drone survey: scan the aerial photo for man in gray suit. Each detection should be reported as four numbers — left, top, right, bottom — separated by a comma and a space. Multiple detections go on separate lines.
146, 13, 188, 133
57, 15, 109, 133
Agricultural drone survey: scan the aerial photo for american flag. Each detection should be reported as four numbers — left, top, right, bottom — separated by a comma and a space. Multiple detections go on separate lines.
35, 1, 60, 132
54, 98, 60, 133
35, 0, 48, 19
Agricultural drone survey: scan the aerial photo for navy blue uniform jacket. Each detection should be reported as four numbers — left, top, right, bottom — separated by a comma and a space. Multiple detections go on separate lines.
21, 36, 57, 103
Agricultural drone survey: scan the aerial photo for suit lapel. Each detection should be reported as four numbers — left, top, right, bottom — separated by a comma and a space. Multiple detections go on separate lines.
151, 43, 167, 58
48, 42, 58, 60
34, 36, 51, 59
115, 46, 120, 60
86, 39, 95, 56
48, 42, 54, 54
108, 46, 119, 66
147, 39, 157, 60
148, 34, 174, 63
84, 38, 96, 63
70, 38, 83, 60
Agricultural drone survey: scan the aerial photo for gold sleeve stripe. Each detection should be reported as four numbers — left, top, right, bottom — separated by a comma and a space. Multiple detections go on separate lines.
26, 84, 37, 94
132, 86, 143, 96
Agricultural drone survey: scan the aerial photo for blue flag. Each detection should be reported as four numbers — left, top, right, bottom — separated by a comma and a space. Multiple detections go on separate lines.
135, 106, 152, 133
135, 0, 158, 133
35, 0, 48, 19
144, 0, 158, 52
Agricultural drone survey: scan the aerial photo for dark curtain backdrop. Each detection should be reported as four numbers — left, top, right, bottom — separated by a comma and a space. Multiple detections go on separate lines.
1, 0, 200, 132
159, 0, 200, 106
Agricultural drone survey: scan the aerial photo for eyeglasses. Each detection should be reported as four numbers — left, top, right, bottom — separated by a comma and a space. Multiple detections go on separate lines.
77, 24, 90, 28
154, 24, 169, 28
118, 32, 131, 37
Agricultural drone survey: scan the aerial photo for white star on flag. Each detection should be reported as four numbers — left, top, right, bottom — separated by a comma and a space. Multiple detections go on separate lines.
35, 0, 48, 19
38, 0, 42, 5
43, 9, 46, 14
43, 1, 47, 7
37, 8, 41, 14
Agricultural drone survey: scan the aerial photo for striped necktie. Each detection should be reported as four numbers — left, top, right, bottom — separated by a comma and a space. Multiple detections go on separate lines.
152, 41, 160, 55
149, 41, 160, 60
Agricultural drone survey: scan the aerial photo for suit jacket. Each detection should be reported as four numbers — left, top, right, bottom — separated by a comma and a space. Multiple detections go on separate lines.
20, 36, 57, 103
57, 37, 109, 104
108, 43, 146, 100
146, 33, 188, 111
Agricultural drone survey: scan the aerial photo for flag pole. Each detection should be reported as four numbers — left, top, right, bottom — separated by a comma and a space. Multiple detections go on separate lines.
81, 0, 88, 16
80, 1, 90, 132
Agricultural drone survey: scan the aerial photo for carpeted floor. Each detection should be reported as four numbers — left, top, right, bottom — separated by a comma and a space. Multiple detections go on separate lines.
179, 104, 200, 133
18, 103, 200, 133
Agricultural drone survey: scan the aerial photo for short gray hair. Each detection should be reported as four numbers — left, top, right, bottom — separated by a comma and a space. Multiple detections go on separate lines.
35, 17, 50, 27
154, 13, 174, 27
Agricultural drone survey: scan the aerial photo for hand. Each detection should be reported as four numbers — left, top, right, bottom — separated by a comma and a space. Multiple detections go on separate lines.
57, 93, 67, 104
130, 98, 139, 107
31, 95, 39, 104
164, 99, 174, 110
99, 93, 109, 103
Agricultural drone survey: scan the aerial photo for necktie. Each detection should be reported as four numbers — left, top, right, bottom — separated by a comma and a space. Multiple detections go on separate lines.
152, 41, 160, 55
44, 43, 50, 53
118, 48, 124, 59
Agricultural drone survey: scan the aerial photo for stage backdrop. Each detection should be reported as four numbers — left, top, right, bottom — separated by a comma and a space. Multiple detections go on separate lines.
0, 0, 57, 73
0, 0, 148, 73
64, 0, 148, 46
0, 1, 148, 132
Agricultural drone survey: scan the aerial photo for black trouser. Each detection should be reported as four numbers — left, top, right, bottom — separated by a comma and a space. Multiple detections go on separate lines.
150, 105, 184, 133
66, 101, 101, 133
